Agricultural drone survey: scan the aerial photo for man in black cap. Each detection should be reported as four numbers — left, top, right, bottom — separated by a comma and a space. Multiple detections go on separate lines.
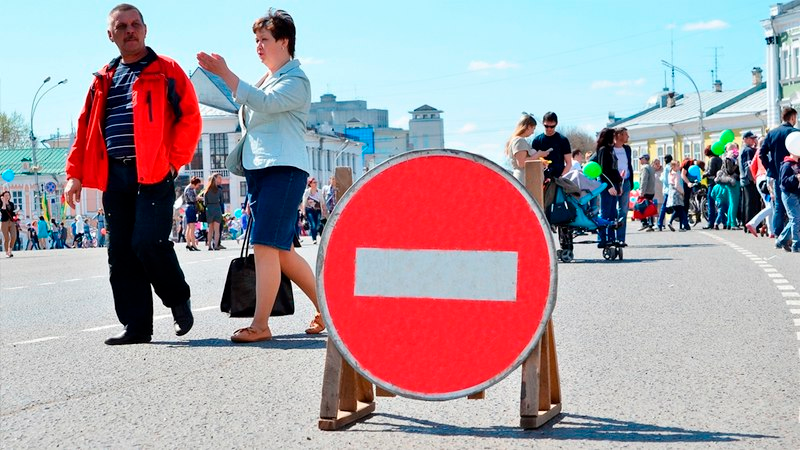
739, 131, 760, 231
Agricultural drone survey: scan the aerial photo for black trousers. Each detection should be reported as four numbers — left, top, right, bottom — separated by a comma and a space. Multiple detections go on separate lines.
741, 182, 760, 225
103, 160, 190, 335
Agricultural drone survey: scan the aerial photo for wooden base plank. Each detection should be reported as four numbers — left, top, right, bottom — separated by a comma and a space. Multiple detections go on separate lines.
318, 401, 376, 431
375, 386, 396, 397
467, 391, 485, 400
519, 403, 562, 429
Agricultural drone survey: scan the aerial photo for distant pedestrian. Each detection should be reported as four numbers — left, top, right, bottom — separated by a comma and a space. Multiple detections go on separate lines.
637, 154, 656, 231
570, 149, 584, 172
183, 176, 202, 251
657, 154, 673, 231
94, 208, 106, 247
1, 191, 17, 257
775, 150, 800, 252
199, 173, 224, 250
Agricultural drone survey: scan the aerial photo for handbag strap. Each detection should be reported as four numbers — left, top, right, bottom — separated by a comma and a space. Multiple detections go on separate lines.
240, 216, 253, 259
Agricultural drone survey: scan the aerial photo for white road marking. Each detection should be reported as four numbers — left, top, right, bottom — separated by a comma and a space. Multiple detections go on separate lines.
82, 324, 120, 332
768, 273, 785, 278
790, 309, 800, 315
764, 268, 778, 273
778, 285, 796, 291
355, 248, 518, 301
787, 300, 800, 305
774, 279, 789, 284
9, 336, 62, 345
37, 282, 56, 286
63, 278, 81, 283
154, 314, 171, 320
193, 306, 217, 312
795, 318, 800, 326
89, 275, 105, 279
3, 286, 26, 290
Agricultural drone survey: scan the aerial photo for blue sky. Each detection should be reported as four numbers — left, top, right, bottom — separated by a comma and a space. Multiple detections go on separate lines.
0, 0, 777, 164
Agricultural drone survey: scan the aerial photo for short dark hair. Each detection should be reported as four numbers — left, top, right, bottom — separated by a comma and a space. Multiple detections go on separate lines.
253, 9, 296, 58
109, 3, 145, 25
781, 106, 797, 122
190, 176, 201, 185
664, 154, 673, 164
703, 145, 713, 157
542, 111, 558, 124
571, 149, 582, 158
614, 127, 628, 136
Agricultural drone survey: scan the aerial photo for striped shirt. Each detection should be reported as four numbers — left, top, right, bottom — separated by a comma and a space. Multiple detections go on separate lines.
104, 52, 155, 158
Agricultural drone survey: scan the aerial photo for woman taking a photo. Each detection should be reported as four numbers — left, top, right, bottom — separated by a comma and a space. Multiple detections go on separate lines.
198, 9, 325, 342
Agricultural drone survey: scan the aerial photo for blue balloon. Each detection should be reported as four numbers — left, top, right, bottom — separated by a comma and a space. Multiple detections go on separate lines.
1, 169, 14, 183
688, 165, 701, 180
234, 208, 243, 219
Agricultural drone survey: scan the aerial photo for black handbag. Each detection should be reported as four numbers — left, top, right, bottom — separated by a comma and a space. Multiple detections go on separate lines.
220, 219, 295, 317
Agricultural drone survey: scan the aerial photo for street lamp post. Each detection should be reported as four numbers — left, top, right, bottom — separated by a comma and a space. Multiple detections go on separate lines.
333, 139, 352, 167
29, 76, 67, 215
661, 60, 704, 148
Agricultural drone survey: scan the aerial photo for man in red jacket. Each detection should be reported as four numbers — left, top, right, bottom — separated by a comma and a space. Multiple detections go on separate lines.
64, 3, 201, 345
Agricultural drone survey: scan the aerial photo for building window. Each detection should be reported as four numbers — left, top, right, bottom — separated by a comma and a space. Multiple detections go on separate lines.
693, 143, 701, 161
11, 191, 24, 216
327, 150, 332, 171
782, 49, 789, 79
209, 133, 228, 170
189, 138, 203, 170
240, 181, 247, 196
794, 46, 800, 78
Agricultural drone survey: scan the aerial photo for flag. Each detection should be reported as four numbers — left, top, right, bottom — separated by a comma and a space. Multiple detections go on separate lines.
61, 194, 67, 220
41, 193, 50, 223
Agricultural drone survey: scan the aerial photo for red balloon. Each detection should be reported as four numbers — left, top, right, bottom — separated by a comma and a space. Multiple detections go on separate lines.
100, 228, 107, 236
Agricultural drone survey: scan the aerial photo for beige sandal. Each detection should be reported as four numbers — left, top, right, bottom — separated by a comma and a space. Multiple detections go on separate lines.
305, 313, 325, 334
231, 326, 272, 343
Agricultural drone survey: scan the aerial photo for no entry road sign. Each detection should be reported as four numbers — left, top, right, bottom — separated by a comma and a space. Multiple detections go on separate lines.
317, 149, 557, 400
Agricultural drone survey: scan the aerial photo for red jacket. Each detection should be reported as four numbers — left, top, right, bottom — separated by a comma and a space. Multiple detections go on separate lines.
65, 49, 201, 190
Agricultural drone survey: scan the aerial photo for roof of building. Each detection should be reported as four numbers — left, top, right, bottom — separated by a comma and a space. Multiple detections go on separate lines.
199, 103, 237, 118
191, 67, 239, 113
0, 147, 69, 175
711, 88, 767, 117
610, 83, 765, 129
412, 105, 441, 112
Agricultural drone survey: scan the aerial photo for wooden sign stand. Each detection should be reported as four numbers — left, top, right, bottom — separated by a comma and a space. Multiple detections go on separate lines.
318, 161, 561, 431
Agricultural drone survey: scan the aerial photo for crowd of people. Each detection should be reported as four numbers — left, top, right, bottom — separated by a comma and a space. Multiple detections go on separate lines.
0, 195, 107, 256
507, 108, 800, 253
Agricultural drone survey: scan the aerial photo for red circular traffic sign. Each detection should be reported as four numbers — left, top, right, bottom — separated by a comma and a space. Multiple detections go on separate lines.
317, 149, 556, 400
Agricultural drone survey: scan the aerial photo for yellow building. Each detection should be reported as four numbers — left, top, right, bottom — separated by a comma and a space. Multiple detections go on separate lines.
609, 74, 766, 177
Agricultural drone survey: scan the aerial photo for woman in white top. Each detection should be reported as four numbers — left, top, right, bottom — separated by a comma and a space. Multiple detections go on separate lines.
506, 113, 551, 182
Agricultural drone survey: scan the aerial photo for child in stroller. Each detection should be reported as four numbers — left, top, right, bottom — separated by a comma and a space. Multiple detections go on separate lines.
544, 171, 624, 262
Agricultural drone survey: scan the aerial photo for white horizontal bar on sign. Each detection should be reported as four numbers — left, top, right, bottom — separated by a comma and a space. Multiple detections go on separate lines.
354, 248, 518, 301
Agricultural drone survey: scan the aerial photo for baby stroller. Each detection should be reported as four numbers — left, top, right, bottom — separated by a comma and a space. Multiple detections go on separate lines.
544, 172, 624, 262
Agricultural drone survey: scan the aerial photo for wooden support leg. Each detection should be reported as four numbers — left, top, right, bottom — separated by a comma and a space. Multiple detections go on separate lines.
467, 391, 486, 400
319, 339, 376, 430
375, 386, 396, 397
519, 319, 562, 429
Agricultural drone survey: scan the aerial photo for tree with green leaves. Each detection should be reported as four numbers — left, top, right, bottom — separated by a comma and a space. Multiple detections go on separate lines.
0, 112, 30, 149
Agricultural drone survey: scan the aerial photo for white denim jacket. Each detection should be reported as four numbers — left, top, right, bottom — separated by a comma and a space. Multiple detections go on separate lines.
231, 59, 310, 174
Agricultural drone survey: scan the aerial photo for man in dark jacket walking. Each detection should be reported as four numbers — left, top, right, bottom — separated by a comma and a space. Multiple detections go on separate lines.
760, 106, 797, 241
739, 131, 760, 230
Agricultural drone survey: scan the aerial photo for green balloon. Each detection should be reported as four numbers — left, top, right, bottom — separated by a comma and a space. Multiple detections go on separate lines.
633, 181, 640, 190
711, 141, 725, 156
583, 161, 601, 179
720, 129, 735, 144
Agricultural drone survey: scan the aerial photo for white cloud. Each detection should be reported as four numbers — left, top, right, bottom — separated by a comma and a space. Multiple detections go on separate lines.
391, 117, 407, 128
665, 23, 676, 30
458, 123, 477, 133
682, 19, 729, 31
298, 56, 325, 65
468, 60, 519, 71
591, 78, 646, 89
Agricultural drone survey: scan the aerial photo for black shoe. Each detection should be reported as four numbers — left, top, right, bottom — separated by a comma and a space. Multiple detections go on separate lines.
172, 300, 194, 336
777, 241, 792, 252
668, 224, 675, 232
618, 242, 628, 248
105, 328, 151, 345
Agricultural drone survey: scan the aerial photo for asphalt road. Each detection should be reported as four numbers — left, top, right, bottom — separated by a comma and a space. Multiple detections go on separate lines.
1, 227, 799, 449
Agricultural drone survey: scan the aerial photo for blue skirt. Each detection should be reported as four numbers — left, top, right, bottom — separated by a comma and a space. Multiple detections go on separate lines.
244, 166, 308, 251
